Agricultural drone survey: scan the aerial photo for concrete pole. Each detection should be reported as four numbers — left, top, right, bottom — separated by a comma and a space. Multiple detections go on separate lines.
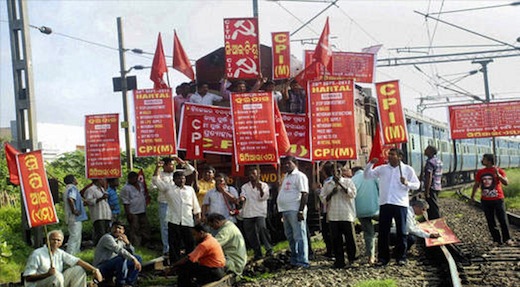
473, 59, 496, 157
117, 17, 133, 171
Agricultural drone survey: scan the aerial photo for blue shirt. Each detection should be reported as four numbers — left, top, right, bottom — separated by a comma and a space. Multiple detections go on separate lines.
63, 184, 88, 222
106, 186, 121, 215
424, 155, 443, 191
352, 170, 379, 218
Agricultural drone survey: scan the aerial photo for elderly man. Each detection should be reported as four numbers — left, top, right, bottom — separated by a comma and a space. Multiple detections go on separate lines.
206, 213, 247, 276
23, 230, 102, 287
277, 155, 309, 268
93, 221, 142, 287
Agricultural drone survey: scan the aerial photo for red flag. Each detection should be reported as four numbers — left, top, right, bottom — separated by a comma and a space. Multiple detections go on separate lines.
274, 103, 290, 156
4, 142, 20, 185
150, 33, 169, 89
369, 123, 393, 167
173, 30, 195, 81
313, 17, 332, 70
137, 169, 150, 205
294, 61, 320, 88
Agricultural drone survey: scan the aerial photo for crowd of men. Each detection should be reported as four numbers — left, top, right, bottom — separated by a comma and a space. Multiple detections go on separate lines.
22, 75, 516, 286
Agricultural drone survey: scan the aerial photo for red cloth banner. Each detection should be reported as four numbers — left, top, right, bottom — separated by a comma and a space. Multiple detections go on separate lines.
85, 114, 121, 179
150, 33, 169, 89
230, 92, 278, 165
282, 113, 310, 161
375, 80, 408, 144
4, 142, 20, 185
17, 150, 58, 228
173, 30, 195, 81
185, 115, 205, 160
313, 17, 332, 70
418, 218, 460, 247
308, 80, 357, 161
271, 32, 291, 80
224, 18, 260, 79
134, 88, 177, 157
448, 100, 520, 139
274, 104, 291, 156
178, 103, 233, 155
368, 123, 394, 167
304, 50, 375, 83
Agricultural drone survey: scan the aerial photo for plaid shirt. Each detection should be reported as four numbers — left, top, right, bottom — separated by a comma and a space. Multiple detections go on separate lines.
320, 176, 357, 222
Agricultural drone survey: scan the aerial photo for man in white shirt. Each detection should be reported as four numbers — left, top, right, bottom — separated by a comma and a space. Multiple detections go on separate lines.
153, 170, 201, 263
277, 156, 309, 268
364, 148, 420, 266
239, 167, 273, 260
190, 82, 225, 106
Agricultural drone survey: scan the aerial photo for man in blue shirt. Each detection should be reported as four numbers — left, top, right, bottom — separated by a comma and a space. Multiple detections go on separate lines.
63, 174, 88, 255
106, 178, 121, 223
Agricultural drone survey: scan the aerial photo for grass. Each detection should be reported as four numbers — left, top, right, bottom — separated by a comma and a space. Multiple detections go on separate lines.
354, 279, 397, 287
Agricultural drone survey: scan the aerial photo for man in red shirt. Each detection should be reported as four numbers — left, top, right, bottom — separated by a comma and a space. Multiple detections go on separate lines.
169, 224, 226, 286
471, 154, 513, 246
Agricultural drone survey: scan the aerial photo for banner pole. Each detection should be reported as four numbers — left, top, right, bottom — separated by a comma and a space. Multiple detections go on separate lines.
43, 225, 54, 268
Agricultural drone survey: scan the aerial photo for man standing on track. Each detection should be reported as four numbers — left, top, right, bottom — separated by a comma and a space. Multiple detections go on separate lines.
423, 145, 443, 220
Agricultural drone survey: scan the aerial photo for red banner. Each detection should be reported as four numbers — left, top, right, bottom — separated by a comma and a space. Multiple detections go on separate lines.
185, 115, 205, 160
18, 150, 58, 228
448, 100, 520, 139
305, 50, 375, 83
231, 92, 278, 165
308, 80, 357, 161
271, 32, 290, 80
282, 113, 310, 161
224, 18, 260, 79
418, 218, 460, 247
375, 80, 408, 144
178, 103, 233, 155
134, 88, 177, 157
85, 114, 121, 179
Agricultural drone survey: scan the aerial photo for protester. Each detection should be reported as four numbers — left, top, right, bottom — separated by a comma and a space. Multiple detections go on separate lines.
284, 80, 306, 114
174, 83, 192, 125
23, 230, 102, 287
352, 166, 379, 265
277, 155, 309, 268
190, 82, 225, 106
120, 171, 151, 247
471, 153, 514, 246
62, 174, 88, 255
390, 199, 441, 251
106, 178, 121, 223
84, 178, 111, 245
341, 166, 353, 178
314, 178, 333, 259
153, 169, 201, 263
194, 165, 216, 207
364, 148, 420, 266
202, 173, 239, 223
319, 161, 358, 269
93, 222, 142, 287
169, 224, 226, 287
239, 167, 273, 260
423, 145, 443, 219
206, 213, 247, 276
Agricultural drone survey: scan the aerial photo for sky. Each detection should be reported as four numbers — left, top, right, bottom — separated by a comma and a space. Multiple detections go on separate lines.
1, 0, 520, 152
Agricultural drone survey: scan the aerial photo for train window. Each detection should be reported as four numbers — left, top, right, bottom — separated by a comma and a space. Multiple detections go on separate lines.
411, 137, 415, 150
441, 142, 448, 152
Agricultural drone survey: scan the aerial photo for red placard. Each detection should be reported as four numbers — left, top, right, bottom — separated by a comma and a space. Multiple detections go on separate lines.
224, 18, 260, 79
185, 115, 205, 160
418, 218, 460, 247
271, 32, 291, 80
308, 80, 357, 161
375, 80, 408, 144
18, 150, 58, 228
178, 103, 233, 155
448, 101, 520, 139
134, 88, 177, 157
85, 114, 121, 179
231, 92, 278, 165
282, 113, 310, 161
305, 50, 375, 83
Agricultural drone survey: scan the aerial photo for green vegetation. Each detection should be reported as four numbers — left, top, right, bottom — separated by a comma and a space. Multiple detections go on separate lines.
354, 279, 397, 287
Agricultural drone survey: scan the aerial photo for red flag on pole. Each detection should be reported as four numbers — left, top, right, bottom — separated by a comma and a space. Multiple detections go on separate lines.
150, 33, 169, 89
294, 61, 320, 88
369, 123, 393, 167
274, 103, 291, 156
313, 17, 332, 71
137, 168, 150, 205
173, 30, 195, 81
4, 142, 20, 185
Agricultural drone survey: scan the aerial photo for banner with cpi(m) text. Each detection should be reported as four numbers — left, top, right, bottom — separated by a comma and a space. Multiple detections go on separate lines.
308, 80, 357, 161
178, 103, 234, 155
224, 17, 260, 80
448, 100, 520, 140
304, 50, 375, 83
271, 32, 291, 80
375, 80, 408, 145
18, 150, 59, 228
85, 114, 121, 179
418, 218, 460, 247
230, 92, 278, 165
134, 88, 177, 157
